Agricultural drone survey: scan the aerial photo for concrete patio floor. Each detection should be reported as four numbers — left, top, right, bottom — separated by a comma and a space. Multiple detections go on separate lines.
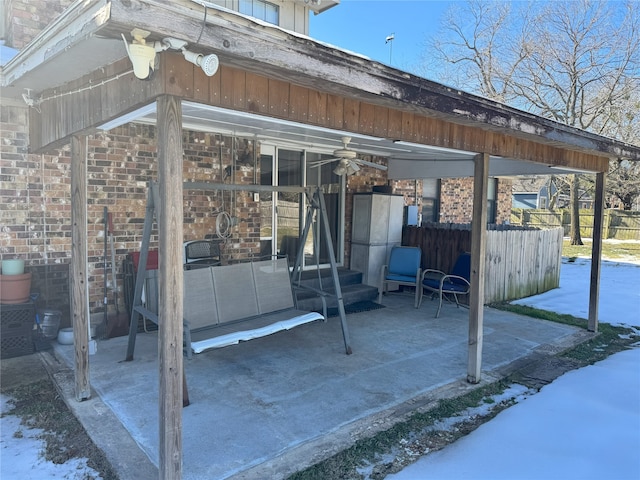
48, 292, 586, 479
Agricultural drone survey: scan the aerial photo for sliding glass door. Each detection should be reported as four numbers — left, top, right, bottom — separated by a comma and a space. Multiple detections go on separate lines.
259, 145, 344, 267
305, 152, 343, 267
276, 149, 303, 262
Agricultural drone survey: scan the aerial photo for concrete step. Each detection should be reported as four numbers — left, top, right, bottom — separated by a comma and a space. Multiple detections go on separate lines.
295, 283, 379, 313
293, 267, 364, 290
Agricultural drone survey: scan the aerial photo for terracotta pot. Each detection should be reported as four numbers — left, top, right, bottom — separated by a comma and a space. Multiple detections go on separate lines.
0, 272, 32, 304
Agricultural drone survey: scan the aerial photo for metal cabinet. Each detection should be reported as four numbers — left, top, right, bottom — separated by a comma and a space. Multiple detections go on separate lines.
350, 193, 404, 286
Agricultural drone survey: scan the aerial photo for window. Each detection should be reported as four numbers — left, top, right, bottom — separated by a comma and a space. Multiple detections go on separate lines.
239, 0, 279, 25
421, 179, 440, 224
487, 178, 498, 224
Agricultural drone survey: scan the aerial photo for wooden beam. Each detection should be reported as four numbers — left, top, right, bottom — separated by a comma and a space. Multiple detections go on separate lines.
29, 58, 162, 152
70, 135, 91, 401
468, 152, 489, 384
28, 54, 610, 174
157, 95, 184, 479
588, 171, 606, 332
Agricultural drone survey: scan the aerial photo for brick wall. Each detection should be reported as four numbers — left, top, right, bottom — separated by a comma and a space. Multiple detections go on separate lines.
5, 0, 73, 49
496, 178, 513, 224
440, 178, 474, 223
0, 108, 263, 315
439, 177, 512, 224
1, 105, 72, 265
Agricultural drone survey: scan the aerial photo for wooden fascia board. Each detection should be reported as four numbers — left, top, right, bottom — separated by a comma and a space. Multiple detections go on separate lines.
105, 0, 639, 162
29, 53, 609, 174
158, 56, 608, 171
29, 58, 163, 152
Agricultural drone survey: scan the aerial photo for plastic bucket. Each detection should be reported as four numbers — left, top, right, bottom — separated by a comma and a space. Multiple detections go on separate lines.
1, 259, 25, 275
57, 327, 74, 345
39, 309, 61, 339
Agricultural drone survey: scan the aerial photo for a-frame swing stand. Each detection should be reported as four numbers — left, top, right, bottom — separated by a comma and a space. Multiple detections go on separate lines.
125, 181, 352, 362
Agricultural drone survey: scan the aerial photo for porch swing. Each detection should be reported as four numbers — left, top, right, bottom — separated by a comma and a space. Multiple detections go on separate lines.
124, 181, 353, 363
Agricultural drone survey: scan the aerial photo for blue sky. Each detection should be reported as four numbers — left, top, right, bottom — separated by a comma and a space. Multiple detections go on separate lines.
309, 0, 454, 74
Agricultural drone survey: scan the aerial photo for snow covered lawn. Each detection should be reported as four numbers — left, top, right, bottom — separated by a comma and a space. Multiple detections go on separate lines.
389, 257, 640, 480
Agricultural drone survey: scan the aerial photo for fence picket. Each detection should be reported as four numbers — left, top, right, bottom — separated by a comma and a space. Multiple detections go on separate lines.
511, 208, 640, 240
403, 225, 563, 304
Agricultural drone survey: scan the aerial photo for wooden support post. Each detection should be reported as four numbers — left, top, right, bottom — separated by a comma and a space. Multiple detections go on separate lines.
588, 171, 606, 332
70, 135, 91, 401
468, 152, 489, 384
157, 95, 184, 480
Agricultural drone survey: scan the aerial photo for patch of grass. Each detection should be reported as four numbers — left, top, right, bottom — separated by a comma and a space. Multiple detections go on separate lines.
288, 381, 510, 480
2, 379, 119, 479
561, 322, 636, 364
494, 303, 587, 328
562, 238, 640, 261
493, 303, 638, 365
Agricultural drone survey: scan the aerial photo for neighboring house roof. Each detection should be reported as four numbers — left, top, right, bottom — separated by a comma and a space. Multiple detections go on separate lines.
512, 194, 538, 209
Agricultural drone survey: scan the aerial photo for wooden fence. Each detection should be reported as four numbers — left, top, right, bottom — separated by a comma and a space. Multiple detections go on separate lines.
403, 225, 563, 304
511, 208, 640, 240
260, 200, 300, 230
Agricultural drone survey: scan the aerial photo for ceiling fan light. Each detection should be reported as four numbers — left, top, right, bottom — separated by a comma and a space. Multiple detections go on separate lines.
346, 162, 360, 175
333, 163, 348, 176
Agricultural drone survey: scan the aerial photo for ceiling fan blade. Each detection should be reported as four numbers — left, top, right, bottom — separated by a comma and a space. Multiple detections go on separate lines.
308, 157, 341, 168
354, 159, 388, 171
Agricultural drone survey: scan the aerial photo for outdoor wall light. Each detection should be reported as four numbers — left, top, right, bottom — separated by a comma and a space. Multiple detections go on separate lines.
123, 31, 219, 79
122, 29, 157, 80
181, 48, 219, 76
159, 37, 219, 77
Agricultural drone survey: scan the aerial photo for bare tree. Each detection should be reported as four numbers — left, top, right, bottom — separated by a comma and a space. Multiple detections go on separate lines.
607, 160, 640, 210
428, 0, 640, 244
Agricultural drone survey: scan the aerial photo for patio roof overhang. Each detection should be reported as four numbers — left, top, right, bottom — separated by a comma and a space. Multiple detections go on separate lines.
96, 100, 585, 178
2, 0, 638, 170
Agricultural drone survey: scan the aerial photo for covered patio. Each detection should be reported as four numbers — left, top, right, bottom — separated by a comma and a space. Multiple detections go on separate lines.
49, 293, 587, 480
3, 1, 639, 478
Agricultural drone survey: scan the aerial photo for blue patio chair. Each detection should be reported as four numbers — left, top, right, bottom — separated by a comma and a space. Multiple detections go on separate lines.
419, 252, 471, 317
378, 246, 422, 308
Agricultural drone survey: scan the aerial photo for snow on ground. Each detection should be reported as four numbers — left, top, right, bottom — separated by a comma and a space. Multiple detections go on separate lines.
0, 395, 102, 479
389, 257, 640, 480
388, 347, 640, 480
512, 257, 640, 328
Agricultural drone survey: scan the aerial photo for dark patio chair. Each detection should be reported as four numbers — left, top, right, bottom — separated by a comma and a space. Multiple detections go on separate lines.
184, 240, 221, 269
378, 246, 422, 308
419, 252, 471, 317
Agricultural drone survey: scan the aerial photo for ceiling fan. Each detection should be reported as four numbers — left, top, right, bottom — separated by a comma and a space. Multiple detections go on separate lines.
310, 136, 388, 176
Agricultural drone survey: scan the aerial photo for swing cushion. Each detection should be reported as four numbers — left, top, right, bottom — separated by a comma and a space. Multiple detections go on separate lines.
182, 257, 323, 356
